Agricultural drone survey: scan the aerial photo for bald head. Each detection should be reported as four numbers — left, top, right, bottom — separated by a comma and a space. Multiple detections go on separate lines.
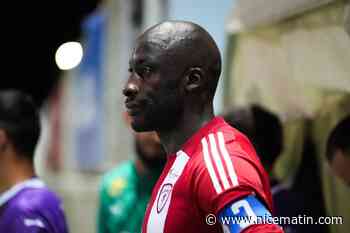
137, 21, 222, 100
124, 21, 221, 132
140, 21, 217, 50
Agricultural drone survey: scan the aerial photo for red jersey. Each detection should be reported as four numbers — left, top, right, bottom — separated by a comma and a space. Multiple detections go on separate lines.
142, 117, 276, 233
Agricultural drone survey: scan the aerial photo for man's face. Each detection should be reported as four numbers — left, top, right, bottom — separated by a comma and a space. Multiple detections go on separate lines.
123, 40, 183, 132
330, 150, 350, 186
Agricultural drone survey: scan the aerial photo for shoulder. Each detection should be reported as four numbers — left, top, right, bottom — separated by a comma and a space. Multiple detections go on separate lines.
190, 122, 259, 169
100, 160, 136, 197
6, 187, 67, 233
188, 123, 268, 192
11, 187, 62, 215
219, 122, 258, 158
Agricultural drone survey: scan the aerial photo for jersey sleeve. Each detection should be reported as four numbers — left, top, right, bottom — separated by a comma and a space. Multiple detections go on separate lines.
218, 195, 284, 233
8, 190, 69, 233
8, 211, 50, 233
193, 132, 270, 215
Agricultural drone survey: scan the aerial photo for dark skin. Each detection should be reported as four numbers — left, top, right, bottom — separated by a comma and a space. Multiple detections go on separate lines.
123, 22, 285, 233
0, 129, 35, 193
123, 21, 221, 155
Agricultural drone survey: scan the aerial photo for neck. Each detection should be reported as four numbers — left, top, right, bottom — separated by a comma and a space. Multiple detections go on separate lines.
0, 154, 35, 193
135, 158, 148, 175
158, 105, 214, 155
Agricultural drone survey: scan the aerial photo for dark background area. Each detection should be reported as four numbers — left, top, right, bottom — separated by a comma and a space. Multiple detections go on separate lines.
4, 0, 100, 106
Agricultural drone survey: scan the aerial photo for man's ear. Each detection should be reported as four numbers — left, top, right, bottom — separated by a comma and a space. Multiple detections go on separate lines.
184, 67, 204, 92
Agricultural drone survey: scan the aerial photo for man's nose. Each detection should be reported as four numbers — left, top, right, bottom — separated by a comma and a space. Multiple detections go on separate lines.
123, 82, 139, 98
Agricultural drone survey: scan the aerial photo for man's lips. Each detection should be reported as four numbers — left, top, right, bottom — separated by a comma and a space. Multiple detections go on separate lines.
125, 101, 142, 116
125, 102, 138, 109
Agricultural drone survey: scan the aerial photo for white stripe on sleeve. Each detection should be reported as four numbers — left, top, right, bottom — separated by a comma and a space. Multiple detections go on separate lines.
208, 134, 230, 190
217, 132, 239, 187
201, 137, 223, 194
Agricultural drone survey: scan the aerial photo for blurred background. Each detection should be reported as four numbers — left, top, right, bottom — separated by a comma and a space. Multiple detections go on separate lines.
3, 0, 350, 232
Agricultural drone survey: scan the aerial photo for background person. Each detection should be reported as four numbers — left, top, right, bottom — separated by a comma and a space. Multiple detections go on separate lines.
325, 116, 350, 186
0, 90, 69, 233
223, 105, 310, 233
97, 113, 166, 233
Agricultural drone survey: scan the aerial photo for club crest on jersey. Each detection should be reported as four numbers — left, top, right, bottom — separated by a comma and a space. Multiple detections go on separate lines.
157, 183, 173, 213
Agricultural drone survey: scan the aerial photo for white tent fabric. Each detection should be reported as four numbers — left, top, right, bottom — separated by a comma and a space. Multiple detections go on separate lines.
225, 1, 350, 119
224, 2, 350, 232
226, 0, 336, 33
345, 2, 350, 35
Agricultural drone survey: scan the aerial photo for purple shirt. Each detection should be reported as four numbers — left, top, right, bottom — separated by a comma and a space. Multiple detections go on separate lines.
0, 178, 69, 233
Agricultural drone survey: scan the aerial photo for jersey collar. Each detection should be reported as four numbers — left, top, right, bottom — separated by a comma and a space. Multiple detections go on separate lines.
180, 116, 227, 157
0, 178, 45, 207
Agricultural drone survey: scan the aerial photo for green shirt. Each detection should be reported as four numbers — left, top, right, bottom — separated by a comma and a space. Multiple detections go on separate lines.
97, 160, 161, 233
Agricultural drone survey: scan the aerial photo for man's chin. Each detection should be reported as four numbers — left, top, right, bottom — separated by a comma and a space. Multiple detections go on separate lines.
131, 120, 154, 132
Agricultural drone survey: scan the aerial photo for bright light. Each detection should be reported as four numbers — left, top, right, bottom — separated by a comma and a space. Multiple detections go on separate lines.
55, 42, 83, 70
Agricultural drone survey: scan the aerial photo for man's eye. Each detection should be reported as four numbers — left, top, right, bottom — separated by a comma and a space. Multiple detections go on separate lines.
142, 66, 152, 75
128, 68, 133, 73
137, 66, 152, 78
